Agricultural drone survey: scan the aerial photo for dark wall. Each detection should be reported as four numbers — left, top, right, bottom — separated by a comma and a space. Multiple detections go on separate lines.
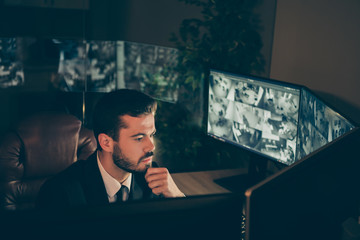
0, 0, 277, 125
271, 0, 360, 124
0, 3, 85, 39
0, 0, 202, 44
0, 0, 277, 172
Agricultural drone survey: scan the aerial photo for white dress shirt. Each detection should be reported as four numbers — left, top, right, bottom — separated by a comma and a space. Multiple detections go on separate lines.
97, 152, 132, 203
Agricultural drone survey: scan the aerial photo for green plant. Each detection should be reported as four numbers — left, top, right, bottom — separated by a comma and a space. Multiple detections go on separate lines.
170, 0, 265, 104
155, 0, 267, 172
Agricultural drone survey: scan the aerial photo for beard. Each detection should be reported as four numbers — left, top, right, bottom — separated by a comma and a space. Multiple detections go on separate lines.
112, 144, 153, 173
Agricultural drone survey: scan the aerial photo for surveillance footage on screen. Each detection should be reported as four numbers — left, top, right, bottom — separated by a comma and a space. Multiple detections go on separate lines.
207, 70, 355, 166
0, 38, 24, 88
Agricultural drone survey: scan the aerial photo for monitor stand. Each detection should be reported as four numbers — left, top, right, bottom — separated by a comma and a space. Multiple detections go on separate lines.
213, 156, 267, 193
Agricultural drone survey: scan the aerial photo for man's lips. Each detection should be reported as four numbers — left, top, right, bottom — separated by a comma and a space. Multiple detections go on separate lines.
141, 151, 154, 163
142, 157, 152, 163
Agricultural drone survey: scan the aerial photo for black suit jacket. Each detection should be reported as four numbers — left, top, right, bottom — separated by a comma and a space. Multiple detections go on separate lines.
36, 152, 159, 209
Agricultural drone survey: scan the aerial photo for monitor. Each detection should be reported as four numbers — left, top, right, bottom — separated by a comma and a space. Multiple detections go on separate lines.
244, 127, 360, 240
54, 39, 180, 103
207, 69, 356, 166
0, 38, 24, 88
0, 193, 244, 239
297, 87, 355, 160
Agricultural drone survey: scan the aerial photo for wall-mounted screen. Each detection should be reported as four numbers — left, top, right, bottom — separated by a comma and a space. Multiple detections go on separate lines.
55, 39, 179, 102
0, 38, 24, 88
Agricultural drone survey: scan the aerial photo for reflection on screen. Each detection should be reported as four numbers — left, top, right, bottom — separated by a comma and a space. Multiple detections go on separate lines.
207, 70, 355, 165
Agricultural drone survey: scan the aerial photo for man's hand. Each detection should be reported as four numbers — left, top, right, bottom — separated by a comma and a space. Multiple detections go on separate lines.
145, 167, 185, 198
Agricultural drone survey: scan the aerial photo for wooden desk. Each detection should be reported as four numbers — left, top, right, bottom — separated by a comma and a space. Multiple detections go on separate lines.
171, 168, 247, 196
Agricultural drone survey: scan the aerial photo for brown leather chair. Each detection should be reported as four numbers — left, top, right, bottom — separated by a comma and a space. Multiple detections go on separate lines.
0, 111, 97, 211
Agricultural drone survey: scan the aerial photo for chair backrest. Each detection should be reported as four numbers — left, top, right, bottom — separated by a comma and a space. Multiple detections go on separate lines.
0, 111, 97, 210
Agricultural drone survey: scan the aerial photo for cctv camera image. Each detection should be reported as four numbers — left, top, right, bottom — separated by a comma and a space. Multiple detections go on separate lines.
208, 71, 300, 165
0, 38, 24, 88
55, 40, 179, 102
207, 70, 355, 166
296, 89, 354, 160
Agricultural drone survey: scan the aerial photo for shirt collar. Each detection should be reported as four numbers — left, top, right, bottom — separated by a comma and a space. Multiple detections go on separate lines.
97, 151, 132, 199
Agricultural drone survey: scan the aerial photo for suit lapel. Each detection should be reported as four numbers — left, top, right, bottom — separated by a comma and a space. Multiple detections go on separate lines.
81, 153, 109, 205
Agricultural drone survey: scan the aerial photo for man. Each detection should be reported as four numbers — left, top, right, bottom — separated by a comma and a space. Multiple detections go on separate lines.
37, 89, 184, 208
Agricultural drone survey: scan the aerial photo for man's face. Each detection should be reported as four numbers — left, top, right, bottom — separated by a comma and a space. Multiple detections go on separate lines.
112, 114, 156, 173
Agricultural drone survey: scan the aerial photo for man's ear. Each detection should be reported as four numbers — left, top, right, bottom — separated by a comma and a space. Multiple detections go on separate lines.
98, 133, 113, 152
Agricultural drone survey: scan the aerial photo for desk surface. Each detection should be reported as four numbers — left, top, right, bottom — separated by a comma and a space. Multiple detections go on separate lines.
171, 168, 247, 196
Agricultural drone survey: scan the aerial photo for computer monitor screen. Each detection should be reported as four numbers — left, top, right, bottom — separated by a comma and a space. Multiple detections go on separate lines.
296, 88, 355, 160
207, 69, 356, 166
208, 69, 301, 165
0, 38, 24, 88
54, 39, 179, 102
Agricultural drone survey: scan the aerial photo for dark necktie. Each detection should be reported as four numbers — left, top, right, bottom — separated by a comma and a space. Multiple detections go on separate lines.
116, 185, 129, 202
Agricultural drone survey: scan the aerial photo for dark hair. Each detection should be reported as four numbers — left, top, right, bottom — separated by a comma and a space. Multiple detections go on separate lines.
92, 89, 157, 149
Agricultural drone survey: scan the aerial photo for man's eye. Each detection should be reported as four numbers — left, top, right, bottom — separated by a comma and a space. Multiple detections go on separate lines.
135, 137, 143, 142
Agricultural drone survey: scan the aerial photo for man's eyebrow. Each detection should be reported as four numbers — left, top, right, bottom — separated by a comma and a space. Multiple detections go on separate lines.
130, 133, 145, 138
130, 129, 156, 138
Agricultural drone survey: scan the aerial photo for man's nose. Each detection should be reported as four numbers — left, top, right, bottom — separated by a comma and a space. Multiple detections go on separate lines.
144, 137, 155, 152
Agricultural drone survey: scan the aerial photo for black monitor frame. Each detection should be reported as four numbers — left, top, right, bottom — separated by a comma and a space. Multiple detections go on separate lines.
244, 127, 360, 240
0, 193, 245, 240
